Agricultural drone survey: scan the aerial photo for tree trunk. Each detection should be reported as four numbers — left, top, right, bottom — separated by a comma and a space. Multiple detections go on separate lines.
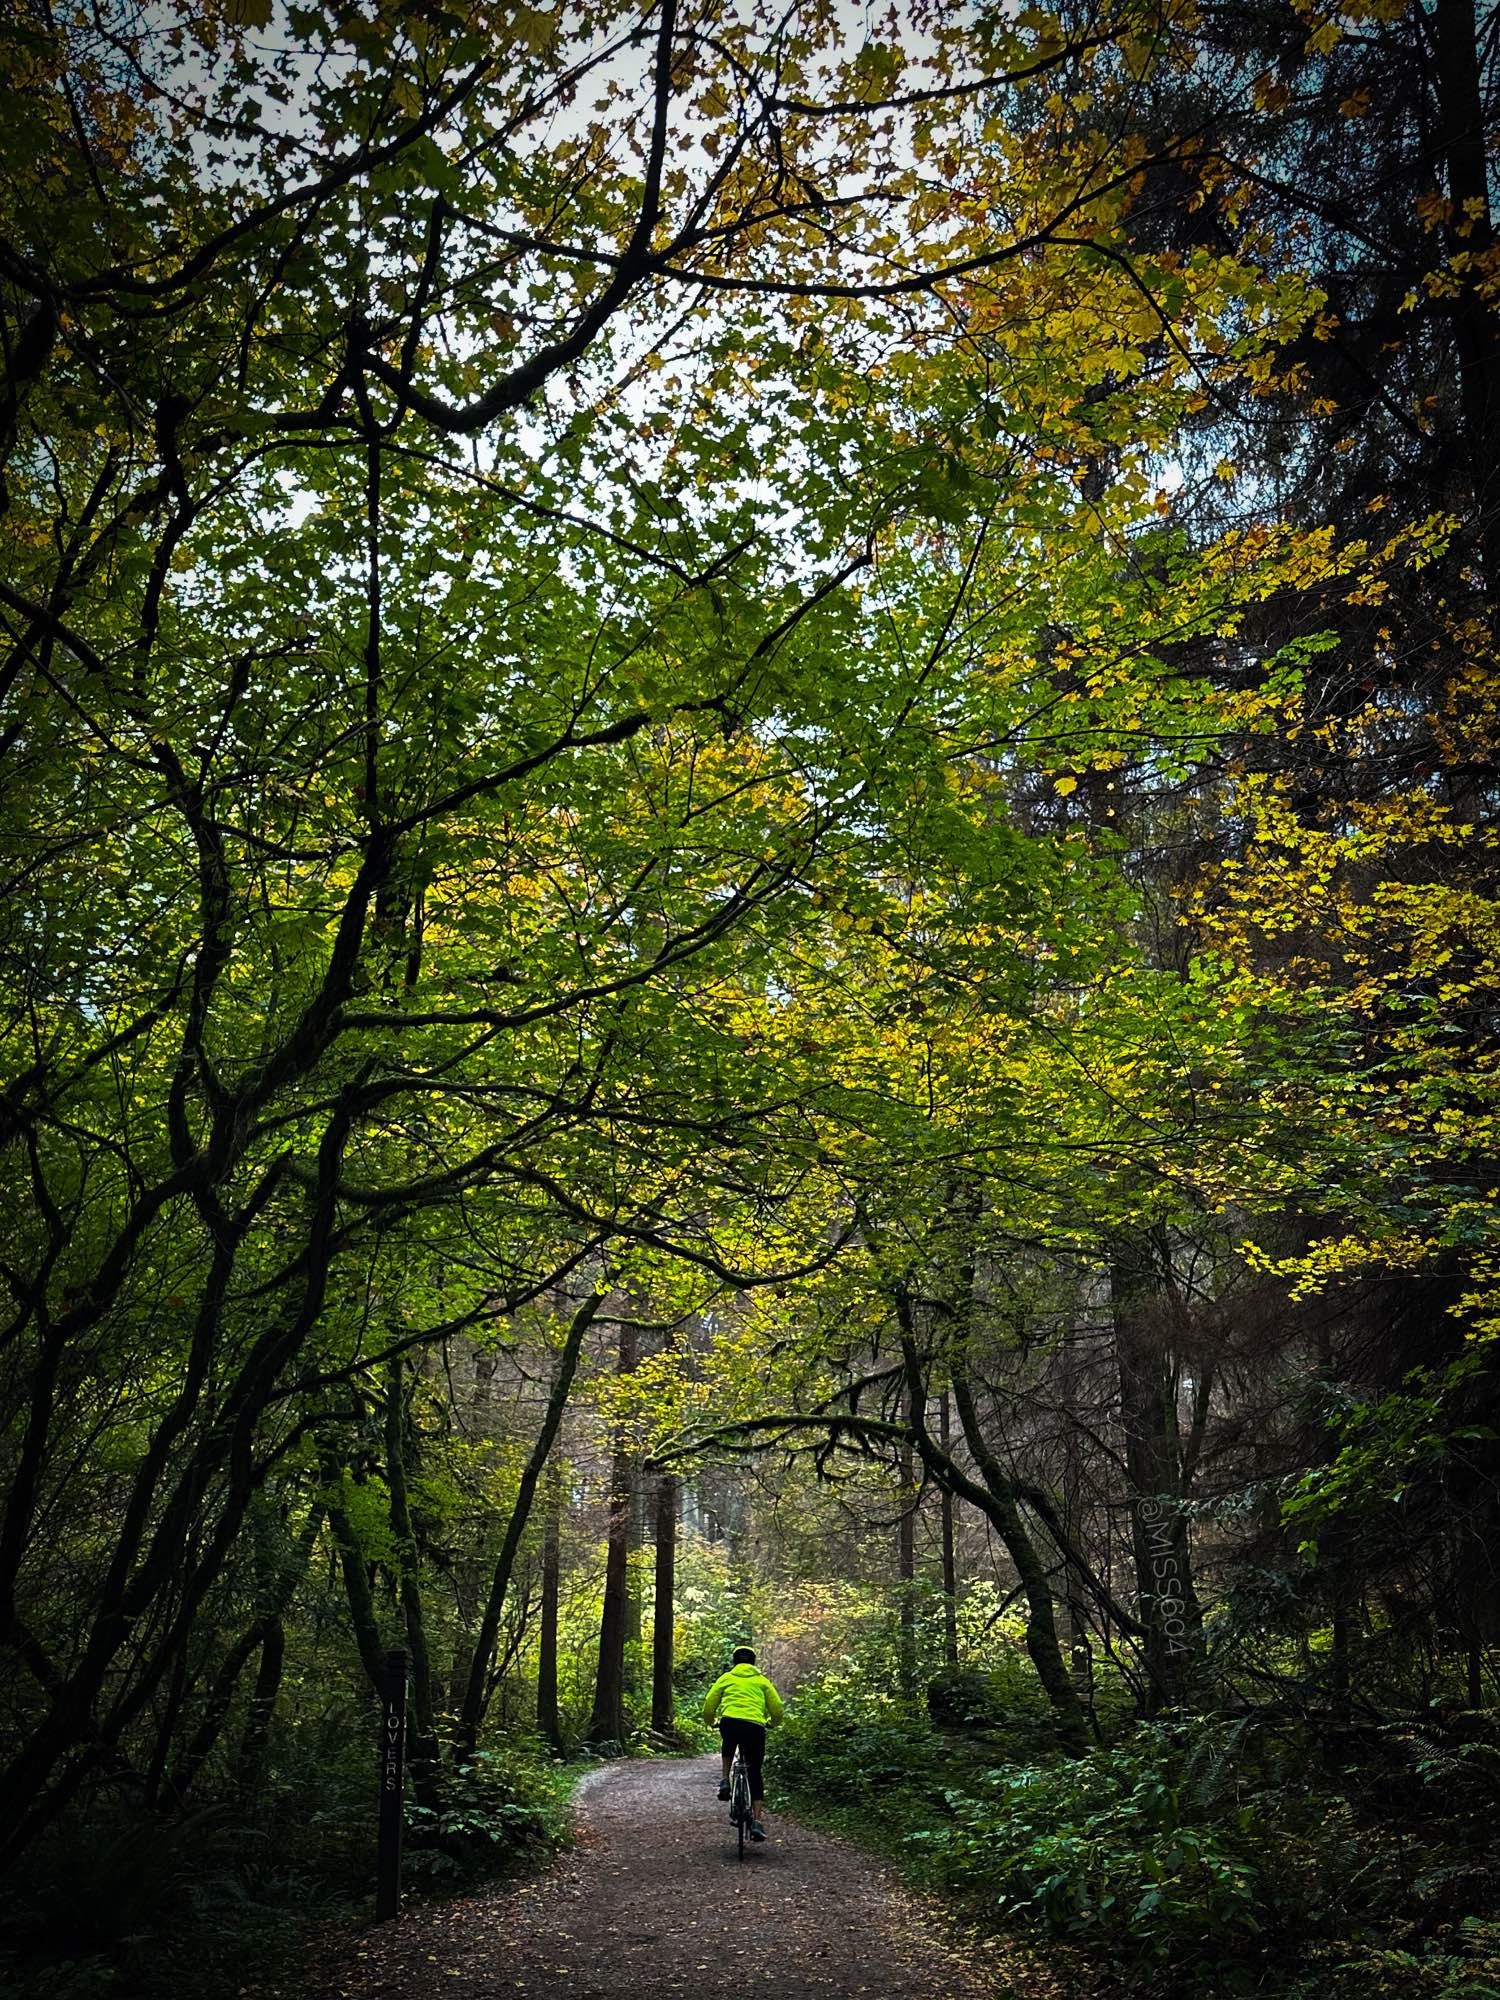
457, 1291, 602, 1751
1059, 1319, 1094, 1701
587, 1316, 638, 1746
145, 1625, 195, 1809
938, 1391, 959, 1668
588, 1452, 632, 1744
1314, 1325, 1356, 1722
234, 1615, 286, 1805
1111, 1233, 1203, 1714
324, 1471, 390, 1695
536, 1460, 564, 1749
1432, 0, 1500, 586
624, 1466, 644, 1702
651, 1471, 679, 1735
949, 1360, 1091, 1752
898, 1385, 917, 1692
887, 1226, 1088, 1753
386, 1353, 438, 1793
164, 1498, 321, 1805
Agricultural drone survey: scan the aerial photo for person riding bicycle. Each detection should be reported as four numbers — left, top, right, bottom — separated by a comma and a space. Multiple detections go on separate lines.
703, 1645, 783, 1843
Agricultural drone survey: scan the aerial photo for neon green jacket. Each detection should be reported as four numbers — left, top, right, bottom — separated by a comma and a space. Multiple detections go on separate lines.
702, 1662, 784, 1727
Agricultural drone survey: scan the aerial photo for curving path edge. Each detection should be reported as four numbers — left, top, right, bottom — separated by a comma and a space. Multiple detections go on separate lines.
310, 1754, 1006, 2000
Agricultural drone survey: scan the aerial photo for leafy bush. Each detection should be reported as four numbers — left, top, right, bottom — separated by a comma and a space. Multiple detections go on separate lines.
669, 1703, 720, 1753
772, 1662, 939, 1824
926, 1664, 1007, 1730
776, 1670, 1500, 1998
254, 1690, 390, 1892
402, 1744, 570, 1887
907, 1724, 1266, 1967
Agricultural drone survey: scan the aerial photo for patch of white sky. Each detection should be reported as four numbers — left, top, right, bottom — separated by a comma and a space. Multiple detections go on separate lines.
142, 0, 1200, 759
448, 0, 963, 587
142, 0, 994, 565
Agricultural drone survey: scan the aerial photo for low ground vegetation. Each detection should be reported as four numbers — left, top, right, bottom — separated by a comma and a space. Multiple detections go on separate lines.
774, 1644, 1500, 2000
0, 1739, 577, 2000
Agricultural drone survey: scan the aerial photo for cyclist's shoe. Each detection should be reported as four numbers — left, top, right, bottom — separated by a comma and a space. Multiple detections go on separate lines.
717, 1781, 731, 1801
749, 1820, 767, 1841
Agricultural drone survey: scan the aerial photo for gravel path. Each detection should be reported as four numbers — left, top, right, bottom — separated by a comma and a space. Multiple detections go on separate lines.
309, 1755, 1007, 2000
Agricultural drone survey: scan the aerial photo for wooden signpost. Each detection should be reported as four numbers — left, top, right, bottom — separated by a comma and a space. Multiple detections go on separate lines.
376, 1645, 408, 1921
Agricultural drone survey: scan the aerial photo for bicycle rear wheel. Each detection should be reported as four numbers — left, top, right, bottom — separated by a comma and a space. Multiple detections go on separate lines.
730, 1751, 750, 1861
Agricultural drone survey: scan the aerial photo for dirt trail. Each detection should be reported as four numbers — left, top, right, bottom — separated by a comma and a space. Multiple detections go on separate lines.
311, 1755, 1000, 2000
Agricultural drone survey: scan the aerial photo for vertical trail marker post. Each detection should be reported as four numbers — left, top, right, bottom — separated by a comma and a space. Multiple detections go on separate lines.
376, 1645, 408, 1921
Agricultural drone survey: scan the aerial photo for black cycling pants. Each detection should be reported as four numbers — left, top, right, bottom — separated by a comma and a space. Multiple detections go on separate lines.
718, 1717, 767, 1800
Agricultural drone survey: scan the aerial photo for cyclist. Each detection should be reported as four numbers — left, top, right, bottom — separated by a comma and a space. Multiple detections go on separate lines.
702, 1645, 783, 1842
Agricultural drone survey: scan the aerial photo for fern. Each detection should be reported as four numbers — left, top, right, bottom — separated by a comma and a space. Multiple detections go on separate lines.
1181, 1713, 1260, 1817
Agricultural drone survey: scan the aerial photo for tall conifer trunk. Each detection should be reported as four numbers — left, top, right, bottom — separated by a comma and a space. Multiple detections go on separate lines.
587, 1318, 638, 1745
1060, 1320, 1094, 1699
651, 1472, 678, 1734
938, 1390, 959, 1668
898, 1378, 917, 1690
536, 1461, 563, 1750
1111, 1232, 1203, 1713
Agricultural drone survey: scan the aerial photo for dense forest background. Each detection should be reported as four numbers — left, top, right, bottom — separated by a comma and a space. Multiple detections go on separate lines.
2, 0, 1498, 1994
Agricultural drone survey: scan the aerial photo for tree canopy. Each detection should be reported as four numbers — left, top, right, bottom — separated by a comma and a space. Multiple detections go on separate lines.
3, 1, 1499, 1995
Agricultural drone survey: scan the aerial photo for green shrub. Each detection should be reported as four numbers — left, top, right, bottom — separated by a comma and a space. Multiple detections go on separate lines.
402, 1743, 569, 1887
771, 1671, 1500, 1998
772, 1663, 938, 1818
907, 1722, 1266, 1967
670, 1703, 720, 1753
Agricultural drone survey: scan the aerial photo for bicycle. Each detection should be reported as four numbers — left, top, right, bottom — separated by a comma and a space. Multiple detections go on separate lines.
726, 1744, 754, 1861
